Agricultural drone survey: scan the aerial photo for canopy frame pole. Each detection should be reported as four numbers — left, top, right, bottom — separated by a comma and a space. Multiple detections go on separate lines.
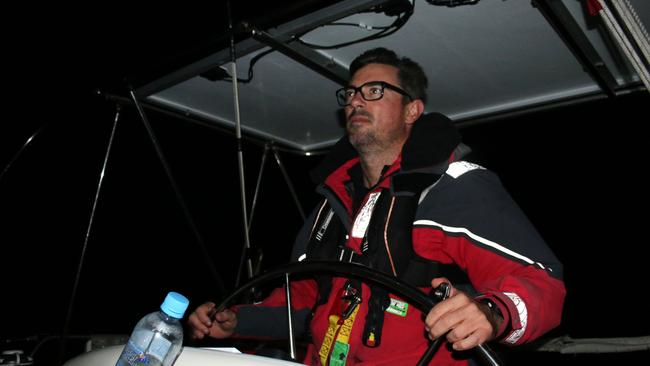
227, 0, 254, 285
58, 105, 121, 366
129, 90, 226, 296
271, 143, 306, 221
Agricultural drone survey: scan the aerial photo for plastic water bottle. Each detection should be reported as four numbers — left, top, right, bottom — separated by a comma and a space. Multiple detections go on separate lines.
115, 292, 189, 366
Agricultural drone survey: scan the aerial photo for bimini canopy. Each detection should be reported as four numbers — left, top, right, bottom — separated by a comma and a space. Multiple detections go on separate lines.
132, 0, 649, 153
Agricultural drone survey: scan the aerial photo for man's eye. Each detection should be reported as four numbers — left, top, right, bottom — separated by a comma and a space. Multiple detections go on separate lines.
368, 87, 382, 95
345, 90, 356, 97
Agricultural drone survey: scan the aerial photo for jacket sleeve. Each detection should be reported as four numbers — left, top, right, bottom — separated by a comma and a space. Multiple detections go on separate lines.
232, 279, 318, 339
231, 202, 324, 339
412, 165, 566, 345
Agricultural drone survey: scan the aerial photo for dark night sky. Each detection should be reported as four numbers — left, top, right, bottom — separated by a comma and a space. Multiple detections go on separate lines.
1, 2, 328, 360
2, 2, 649, 364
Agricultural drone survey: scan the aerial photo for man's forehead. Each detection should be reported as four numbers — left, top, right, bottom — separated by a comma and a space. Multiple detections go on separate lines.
350, 63, 399, 85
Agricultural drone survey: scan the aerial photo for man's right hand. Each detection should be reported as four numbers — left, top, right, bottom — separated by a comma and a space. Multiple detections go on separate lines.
188, 302, 237, 340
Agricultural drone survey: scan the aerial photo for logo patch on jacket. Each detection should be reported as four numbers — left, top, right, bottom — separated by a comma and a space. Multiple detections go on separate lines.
386, 298, 408, 317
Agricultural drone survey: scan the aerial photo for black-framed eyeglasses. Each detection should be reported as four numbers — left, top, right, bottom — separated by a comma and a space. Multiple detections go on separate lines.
336, 81, 413, 106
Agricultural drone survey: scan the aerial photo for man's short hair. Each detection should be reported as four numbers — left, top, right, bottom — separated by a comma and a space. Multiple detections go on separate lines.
349, 47, 428, 104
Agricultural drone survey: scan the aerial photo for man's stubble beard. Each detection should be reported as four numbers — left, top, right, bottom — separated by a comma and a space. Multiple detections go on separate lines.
346, 107, 408, 155
347, 108, 383, 154
347, 120, 407, 156
348, 122, 378, 154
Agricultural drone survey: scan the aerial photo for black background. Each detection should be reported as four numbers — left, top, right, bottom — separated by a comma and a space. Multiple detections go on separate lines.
2, 1, 649, 364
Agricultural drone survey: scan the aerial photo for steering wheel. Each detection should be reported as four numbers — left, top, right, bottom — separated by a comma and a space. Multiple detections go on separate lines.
215, 261, 502, 366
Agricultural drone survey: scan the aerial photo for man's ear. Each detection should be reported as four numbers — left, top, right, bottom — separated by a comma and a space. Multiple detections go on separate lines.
405, 99, 425, 125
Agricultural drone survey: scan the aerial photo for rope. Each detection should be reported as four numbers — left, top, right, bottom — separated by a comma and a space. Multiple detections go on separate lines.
613, 0, 650, 65
594, 0, 650, 91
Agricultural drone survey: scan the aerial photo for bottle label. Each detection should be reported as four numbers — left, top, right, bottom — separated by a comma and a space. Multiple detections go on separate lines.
116, 340, 149, 366
116, 331, 170, 366
147, 333, 172, 362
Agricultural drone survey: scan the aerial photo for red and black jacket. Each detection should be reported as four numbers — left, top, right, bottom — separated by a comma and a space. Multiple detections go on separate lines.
233, 113, 566, 365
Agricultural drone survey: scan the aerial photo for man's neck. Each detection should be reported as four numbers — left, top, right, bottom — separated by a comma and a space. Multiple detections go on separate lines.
358, 147, 401, 188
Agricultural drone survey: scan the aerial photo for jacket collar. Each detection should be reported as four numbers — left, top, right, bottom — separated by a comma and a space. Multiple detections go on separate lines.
311, 112, 467, 195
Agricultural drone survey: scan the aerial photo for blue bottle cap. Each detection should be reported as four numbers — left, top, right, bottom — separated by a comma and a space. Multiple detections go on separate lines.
160, 292, 190, 319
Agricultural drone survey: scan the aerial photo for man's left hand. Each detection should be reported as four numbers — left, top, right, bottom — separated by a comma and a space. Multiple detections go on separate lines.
424, 278, 502, 351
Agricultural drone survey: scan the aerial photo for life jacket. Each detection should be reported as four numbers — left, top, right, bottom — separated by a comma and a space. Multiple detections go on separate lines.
302, 112, 475, 349
305, 188, 472, 285
304, 180, 473, 343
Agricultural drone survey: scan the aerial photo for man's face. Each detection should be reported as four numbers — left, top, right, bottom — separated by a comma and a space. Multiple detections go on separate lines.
345, 63, 412, 154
